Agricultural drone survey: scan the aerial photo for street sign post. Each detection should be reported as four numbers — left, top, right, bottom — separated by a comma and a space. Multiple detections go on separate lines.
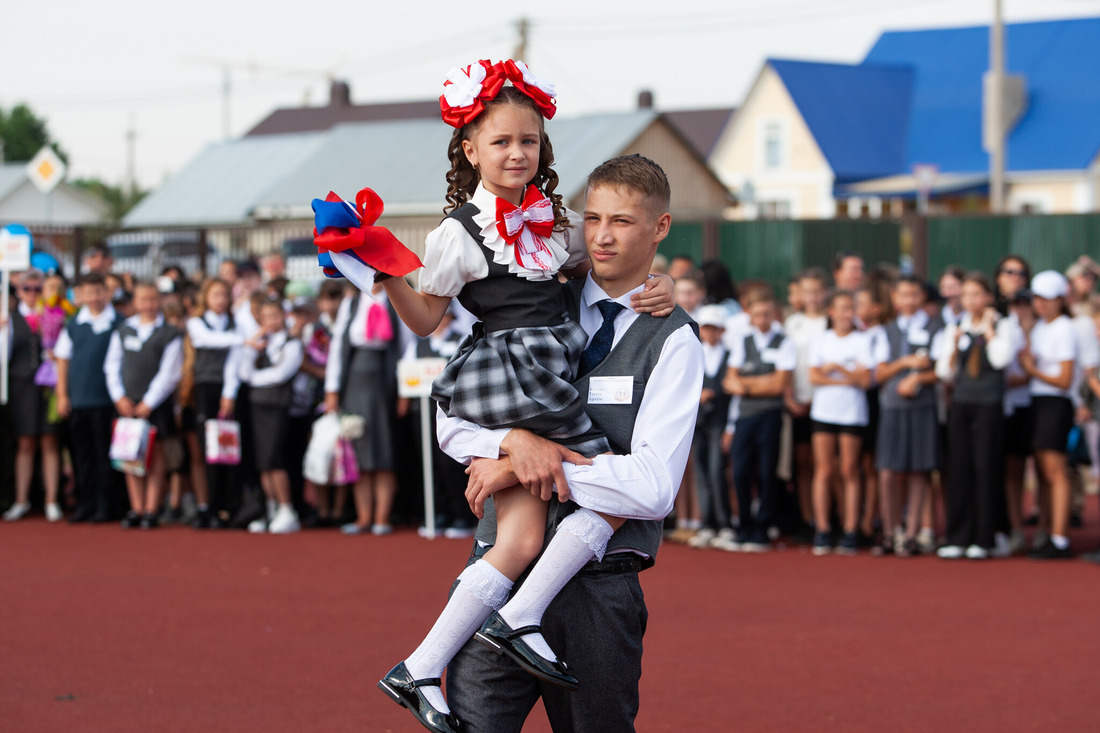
0, 224, 34, 405
397, 357, 448, 538
26, 147, 66, 194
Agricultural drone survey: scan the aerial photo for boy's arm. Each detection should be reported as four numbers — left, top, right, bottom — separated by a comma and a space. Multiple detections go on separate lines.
56, 358, 71, 418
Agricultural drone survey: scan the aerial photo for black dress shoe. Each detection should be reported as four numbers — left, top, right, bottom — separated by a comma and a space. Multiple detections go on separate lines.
376, 662, 464, 733
474, 612, 579, 691
68, 507, 95, 524
139, 513, 159, 530
120, 512, 142, 529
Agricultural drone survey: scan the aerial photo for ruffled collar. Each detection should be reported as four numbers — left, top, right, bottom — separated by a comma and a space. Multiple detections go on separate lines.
469, 183, 570, 281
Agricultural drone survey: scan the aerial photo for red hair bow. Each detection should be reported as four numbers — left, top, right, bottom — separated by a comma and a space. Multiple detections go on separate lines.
439, 60, 506, 129
500, 60, 557, 120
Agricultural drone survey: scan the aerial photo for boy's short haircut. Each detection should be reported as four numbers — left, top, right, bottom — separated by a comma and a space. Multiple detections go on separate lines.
319, 280, 345, 300
586, 154, 671, 218
78, 272, 107, 288
742, 284, 776, 309
798, 267, 828, 285
894, 273, 925, 291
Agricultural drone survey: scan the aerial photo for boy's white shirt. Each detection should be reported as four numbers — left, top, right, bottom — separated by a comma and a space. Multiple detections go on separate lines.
103, 314, 183, 410
53, 304, 117, 361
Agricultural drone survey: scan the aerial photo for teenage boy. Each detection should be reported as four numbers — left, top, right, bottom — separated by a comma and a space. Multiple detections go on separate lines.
55, 273, 123, 522
440, 154, 703, 733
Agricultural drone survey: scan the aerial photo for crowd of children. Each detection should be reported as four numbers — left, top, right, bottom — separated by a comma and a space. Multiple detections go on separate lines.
667, 251, 1100, 562
0, 250, 478, 537
4, 246, 1100, 564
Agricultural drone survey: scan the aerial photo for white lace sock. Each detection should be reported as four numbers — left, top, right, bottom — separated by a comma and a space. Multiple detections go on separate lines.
498, 508, 614, 663
404, 560, 512, 714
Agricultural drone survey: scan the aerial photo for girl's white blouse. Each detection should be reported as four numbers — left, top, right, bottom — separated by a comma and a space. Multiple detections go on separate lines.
418, 183, 587, 298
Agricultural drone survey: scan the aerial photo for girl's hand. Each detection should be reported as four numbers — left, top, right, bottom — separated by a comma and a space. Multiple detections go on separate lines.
324, 393, 340, 414
134, 402, 153, 419
632, 274, 675, 317
1018, 347, 1035, 374
115, 397, 135, 418
721, 430, 734, 453
218, 398, 235, 419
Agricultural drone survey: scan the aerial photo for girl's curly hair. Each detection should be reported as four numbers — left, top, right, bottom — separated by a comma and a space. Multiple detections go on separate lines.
444, 87, 569, 232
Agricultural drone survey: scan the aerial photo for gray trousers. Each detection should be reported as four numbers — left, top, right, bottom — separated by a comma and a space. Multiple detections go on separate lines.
447, 548, 648, 733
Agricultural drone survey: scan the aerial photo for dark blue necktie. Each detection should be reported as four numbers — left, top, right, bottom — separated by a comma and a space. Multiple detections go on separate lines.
578, 300, 625, 377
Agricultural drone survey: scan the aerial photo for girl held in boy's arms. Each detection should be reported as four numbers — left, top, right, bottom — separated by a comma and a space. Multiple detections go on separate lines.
314, 59, 674, 733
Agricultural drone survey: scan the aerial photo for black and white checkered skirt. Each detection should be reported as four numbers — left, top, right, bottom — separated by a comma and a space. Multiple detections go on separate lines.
432, 321, 610, 457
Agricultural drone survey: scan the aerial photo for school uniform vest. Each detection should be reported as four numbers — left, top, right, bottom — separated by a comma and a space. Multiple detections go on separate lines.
8, 309, 38, 380
952, 330, 1005, 406
449, 203, 572, 332
880, 316, 943, 410
738, 332, 785, 418
119, 322, 182, 402
66, 315, 121, 409
699, 347, 731, 430
337, 293, 401, 400
192, 312, 236, 385
249, 337, 299, 407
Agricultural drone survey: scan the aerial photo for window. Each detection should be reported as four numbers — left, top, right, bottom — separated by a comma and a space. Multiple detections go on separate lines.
758, 200, 792, 219
763, 122, 784, 170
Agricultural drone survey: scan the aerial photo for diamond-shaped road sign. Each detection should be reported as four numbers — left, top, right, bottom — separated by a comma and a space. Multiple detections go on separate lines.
26, 146, 66, 194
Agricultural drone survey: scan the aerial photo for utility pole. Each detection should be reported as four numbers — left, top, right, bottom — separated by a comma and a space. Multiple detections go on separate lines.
126, 113, 137, 195
989, 0, 1005, 213
514, 17, 529, 61
221, 65, 232, 140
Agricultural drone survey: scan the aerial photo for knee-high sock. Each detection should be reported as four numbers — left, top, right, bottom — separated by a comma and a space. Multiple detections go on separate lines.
499, 508, 614, 662
404, 560, 512, 713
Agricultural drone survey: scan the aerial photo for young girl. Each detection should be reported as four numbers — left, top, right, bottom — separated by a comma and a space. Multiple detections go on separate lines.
104, 281, 184, 529
1019, 271, 1078, 559
2, 269, 63, 522
317, 60, 672, 733
186, 278, 243, 528
239, 299, 303, 534
934, 273, 1021, 559
808, 290, 872, 556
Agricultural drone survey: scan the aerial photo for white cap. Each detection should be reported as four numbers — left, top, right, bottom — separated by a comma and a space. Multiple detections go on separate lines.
696, 305, 728, 329
1030, 270, 1069, 300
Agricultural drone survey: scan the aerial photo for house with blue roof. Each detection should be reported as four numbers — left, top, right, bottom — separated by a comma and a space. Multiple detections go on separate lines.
711, 16, 1100, 219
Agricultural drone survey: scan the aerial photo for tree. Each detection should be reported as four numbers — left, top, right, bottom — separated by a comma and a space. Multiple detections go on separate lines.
71, 178, 147, 226
0, 103, 68, 164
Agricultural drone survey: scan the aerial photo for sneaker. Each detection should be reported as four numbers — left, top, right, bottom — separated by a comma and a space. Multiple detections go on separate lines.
160, 506, 184, 524
1008, 529, 1027, 556
916, 528, 938, 555
836, 531, 859, 556
965, 545, 989, 560
3, 502, 30, 521
687, 528, 717, 549
247, 517, 269, 534
1031, 530, 1050, 551
895, 537, 919, 558
139, 513, 159, 530
811, 530, 833, 556
710, 535, 741, 552
268, 505, 301, 534
709, 528, 737, 548
1028, 539, 1073, 560
740, 533, 772, 553
371, 524, 394, 536
937, 545, 966, 560
45, 503, 63, 522
991, 532, 1012, 559
340, 522, 369, 535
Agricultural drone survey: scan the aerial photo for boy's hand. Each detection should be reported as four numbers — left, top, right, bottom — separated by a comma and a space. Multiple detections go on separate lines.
721, 430, 734, 453
897, 374, 919, 398
499, 429, 592, 503
57, 394, 71, 419
218, 398, 235, 419
134, 402, 153, 419
324, 393, 340, 414
632, 274, 675, 317
465, 457, 519, 519
115, 397, 135, 418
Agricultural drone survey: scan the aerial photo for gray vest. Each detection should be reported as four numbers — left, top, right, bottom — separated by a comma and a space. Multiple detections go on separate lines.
249, 337, 299, 407
475, 298, 698, 569
118, 322, 181, 402
880, 316, 942, 410
192, 312, 236, 385
952, 328, 1005, 406
738, 331, 785, 418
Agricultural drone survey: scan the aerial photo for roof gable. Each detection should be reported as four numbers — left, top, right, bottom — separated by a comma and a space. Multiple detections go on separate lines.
769, 59, 912, 182
865, 16, 1100, 172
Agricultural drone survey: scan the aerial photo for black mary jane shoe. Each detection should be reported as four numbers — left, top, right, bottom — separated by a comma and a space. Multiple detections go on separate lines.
377, 662, 464, 733
474, 612, 579, 691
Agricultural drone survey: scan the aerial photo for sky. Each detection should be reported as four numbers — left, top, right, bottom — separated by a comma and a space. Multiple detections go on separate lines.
3, 0, 1099, 190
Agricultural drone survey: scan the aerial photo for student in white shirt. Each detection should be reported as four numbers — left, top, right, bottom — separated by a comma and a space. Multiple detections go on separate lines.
808, 290, 872, 556
1018, 271, 1078, 559
724, 286, 797, 552
103, 282, 184, 529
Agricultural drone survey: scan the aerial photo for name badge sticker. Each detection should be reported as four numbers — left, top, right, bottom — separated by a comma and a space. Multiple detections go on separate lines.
908, 328, 930, 346
588, 376, 633, 405
761, 348, 780, 364
123, 335, 143, 352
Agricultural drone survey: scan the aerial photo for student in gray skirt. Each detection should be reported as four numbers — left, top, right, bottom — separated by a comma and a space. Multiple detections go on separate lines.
872, 275, 944, 556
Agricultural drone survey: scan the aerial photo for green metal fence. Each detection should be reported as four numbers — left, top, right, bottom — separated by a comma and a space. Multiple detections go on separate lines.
659, 222, 704, 264
927, 214, 1100, 277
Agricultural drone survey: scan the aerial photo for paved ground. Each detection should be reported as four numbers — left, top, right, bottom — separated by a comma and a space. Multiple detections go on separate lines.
2, 517, 1098, 732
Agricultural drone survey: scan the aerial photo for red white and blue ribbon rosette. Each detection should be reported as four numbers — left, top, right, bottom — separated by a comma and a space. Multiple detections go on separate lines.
312, 188, 423, 291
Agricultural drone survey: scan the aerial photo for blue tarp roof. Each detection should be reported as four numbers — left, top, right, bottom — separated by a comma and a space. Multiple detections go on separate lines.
865, 16, 1100, 173
772, 17, 1100, 180
768, 59, 913, 182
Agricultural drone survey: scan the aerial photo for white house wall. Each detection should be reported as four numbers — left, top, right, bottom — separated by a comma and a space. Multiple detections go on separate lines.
710, 64, 835, 219
0, 180, 107, 226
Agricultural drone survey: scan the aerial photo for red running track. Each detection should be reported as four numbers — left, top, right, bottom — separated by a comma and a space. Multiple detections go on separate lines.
2, 519, 1098, 732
